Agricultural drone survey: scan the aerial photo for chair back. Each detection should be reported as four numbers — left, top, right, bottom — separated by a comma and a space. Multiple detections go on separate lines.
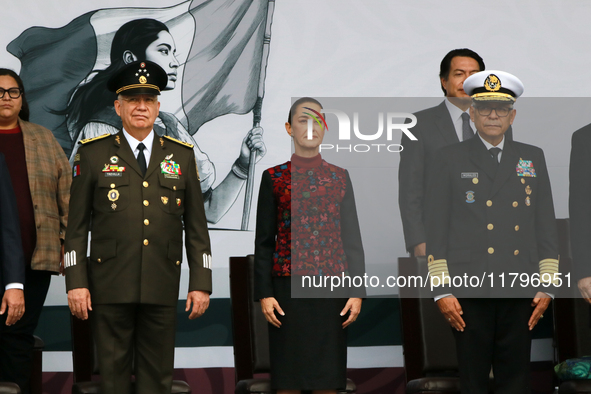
230, 255, 271, 382
399, 257, 458, 383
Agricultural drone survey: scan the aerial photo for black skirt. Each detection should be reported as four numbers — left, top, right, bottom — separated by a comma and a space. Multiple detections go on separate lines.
269, 277, 348, 390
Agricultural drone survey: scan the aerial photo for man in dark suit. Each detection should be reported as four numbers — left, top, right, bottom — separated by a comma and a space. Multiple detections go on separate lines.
65, 61, 212, 394
425, 70, 559, 393
400, 49, 514, 257
569, 125, 591, 301
0, 152, 25, 328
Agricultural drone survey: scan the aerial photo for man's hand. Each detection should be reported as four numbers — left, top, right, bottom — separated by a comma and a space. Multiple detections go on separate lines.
413, 242, 426, 257
529, 292, 551, 330
0, 289, 24, 326
59, 243, 65, 275
578, 277, 591, 303
436, 296, 465, 331
260, 297, 284, 328
67, 288, 92, 320
186, 290, 210, 319
341, 298, 362, 328
238, 127, 266, 168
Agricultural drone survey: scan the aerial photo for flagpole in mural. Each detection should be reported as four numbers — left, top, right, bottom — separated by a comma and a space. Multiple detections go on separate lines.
241, 0, 275, 231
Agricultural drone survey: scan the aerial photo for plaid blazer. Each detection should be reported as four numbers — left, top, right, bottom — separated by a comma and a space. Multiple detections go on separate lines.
20, 119, 71, 272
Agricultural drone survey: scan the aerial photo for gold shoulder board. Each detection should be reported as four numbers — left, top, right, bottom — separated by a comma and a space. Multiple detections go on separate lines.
163, 135, 194, 148
80, 133, 111, 145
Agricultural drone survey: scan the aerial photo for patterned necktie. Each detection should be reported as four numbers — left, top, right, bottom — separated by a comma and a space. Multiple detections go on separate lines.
489, 147, 502, 168
461, 112, 474, 141
137, 143, 147, 177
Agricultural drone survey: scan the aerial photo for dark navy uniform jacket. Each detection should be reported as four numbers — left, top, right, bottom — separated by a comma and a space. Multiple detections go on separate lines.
425, 135, 559, 297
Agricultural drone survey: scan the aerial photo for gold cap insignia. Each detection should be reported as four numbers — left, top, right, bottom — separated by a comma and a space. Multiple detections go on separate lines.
484, 74, 501, 92
139, 75, 147, 84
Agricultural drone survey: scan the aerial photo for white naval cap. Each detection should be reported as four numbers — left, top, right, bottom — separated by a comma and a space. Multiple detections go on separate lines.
463, 70, 524, 102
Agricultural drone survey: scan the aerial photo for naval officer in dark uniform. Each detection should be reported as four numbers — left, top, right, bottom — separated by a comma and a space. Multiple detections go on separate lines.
425, 70, 559, 393
64, 60, 212, 394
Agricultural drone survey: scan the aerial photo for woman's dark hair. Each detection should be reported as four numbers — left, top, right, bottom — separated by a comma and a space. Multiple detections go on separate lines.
439, 48, 485, 96
0, 68, 30, 121
64, 19, 169, 137
287, 97, 323, 124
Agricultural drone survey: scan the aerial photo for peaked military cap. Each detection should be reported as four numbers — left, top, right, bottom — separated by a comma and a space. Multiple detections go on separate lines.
107, 60, 167, 96
464, 70, 524, 102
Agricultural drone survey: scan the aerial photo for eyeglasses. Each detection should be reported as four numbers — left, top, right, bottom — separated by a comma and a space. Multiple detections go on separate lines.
474, 105, 513, 117
0, 88, 22, 99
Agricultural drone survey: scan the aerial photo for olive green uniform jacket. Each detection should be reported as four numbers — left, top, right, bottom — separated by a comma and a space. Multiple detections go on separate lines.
64, 131, 212, 305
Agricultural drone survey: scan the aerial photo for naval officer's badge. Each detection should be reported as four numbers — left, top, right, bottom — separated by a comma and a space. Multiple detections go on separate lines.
525, 185, 532, 195
516, 158, 536, 177
466, 190, 475, 203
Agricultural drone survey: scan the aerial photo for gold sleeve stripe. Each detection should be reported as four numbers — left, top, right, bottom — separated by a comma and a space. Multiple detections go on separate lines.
428, 255, 450, 286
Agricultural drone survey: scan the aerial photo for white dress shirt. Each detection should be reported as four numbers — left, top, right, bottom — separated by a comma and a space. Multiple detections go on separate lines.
445, 98, 475, 142
123, 128, 154, 166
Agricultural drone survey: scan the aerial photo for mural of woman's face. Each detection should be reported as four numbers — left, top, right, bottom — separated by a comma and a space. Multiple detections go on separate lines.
144, 30, 180, 90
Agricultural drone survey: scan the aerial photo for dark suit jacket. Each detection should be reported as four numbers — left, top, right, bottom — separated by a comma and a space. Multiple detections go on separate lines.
425, 136, 558, 297
569, 124, 591, 280
398, 100, 513, 252
0, 152, 25, 288
65, 132, 212, 306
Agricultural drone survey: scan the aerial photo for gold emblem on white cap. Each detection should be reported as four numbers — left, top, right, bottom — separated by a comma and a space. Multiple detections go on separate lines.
484, 74, 501, 92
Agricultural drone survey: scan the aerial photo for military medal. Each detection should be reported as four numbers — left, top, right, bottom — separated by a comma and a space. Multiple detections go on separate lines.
108, 189, 120, 202
472, 178, 478, 185
176, 198, 181, 207
161, 158, 181, 179
516, 158, 536, 177
525, 196, 531, 206
110, 156, 119, 164
102, 163, 126, 177
465, 190, 475, 203
525, 185, 532, 195
161, 196, 169, 205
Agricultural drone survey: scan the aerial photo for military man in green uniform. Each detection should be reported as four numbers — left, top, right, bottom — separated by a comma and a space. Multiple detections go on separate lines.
65, 60, 212, 394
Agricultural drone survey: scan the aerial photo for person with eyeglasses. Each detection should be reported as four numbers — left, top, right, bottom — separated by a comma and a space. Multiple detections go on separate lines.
425, 70, 559, 393
0, 68, 71, 394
